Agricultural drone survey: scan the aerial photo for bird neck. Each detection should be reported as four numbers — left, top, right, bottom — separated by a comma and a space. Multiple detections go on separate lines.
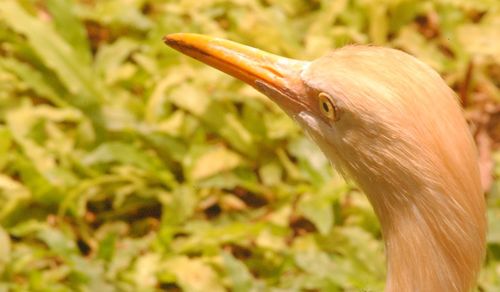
359, 175, 485, 292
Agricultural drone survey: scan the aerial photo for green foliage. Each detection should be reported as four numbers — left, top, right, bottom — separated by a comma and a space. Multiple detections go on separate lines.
0, 0, 498, 291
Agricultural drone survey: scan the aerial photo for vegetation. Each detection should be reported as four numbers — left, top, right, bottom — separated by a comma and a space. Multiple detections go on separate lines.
0, 0, 499, 291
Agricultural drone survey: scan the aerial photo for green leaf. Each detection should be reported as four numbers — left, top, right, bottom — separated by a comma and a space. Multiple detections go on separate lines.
0, 58, 68, 107
129, 253, 160, 289
457, 15, 500, 64
160, 256, 225, 292
0, 126, 12, 171
222, 251, 260, 292
95, 38, 139, 84
0, 2, 103, 100
393, 26, 450, 72
45, 0, 92, 65
0, 226, 11, 274
487, 208, 500, 244
298, 193, 334, 235
161, 185, 197, 227
258, 162, 283, 186
0, 1, 107, 135
6, 104, 83, 190
36, 226, 78, 257
169, 83, 256, 157
186, 145, 243, 181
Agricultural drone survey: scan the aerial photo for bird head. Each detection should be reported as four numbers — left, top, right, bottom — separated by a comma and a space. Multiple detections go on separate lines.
164, 33, 485, 291
164, 34, 465, 199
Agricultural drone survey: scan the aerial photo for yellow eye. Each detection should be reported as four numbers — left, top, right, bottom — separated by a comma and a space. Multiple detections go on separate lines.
318, 92, 337, 120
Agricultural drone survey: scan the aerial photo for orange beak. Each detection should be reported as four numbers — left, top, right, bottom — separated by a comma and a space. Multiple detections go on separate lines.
163, 33, 309, 115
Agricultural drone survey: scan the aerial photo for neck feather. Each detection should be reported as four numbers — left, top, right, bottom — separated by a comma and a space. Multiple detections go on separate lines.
357, 162, 485, 292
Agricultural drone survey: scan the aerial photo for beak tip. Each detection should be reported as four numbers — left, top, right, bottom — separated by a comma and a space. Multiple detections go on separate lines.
163, 33, 209, 54
163, 33, 183, 49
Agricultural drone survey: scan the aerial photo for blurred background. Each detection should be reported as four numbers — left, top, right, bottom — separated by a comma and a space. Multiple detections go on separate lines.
0, 0, 499, 291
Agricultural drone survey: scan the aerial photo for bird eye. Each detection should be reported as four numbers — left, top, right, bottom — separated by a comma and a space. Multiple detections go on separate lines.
318, 92, 337, 120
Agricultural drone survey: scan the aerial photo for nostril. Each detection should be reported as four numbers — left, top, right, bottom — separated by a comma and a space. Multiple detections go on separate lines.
262, 64, 284, 78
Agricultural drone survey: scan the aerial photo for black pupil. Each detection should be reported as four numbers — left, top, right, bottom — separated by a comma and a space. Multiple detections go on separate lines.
322, 101, 330, 112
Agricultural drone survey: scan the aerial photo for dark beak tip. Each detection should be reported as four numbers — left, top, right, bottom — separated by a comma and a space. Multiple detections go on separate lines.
162, 35, 175, 46
163, 33, 186, 49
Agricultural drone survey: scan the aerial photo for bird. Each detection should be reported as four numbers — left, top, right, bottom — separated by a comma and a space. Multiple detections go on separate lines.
163, 33, 486, 292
